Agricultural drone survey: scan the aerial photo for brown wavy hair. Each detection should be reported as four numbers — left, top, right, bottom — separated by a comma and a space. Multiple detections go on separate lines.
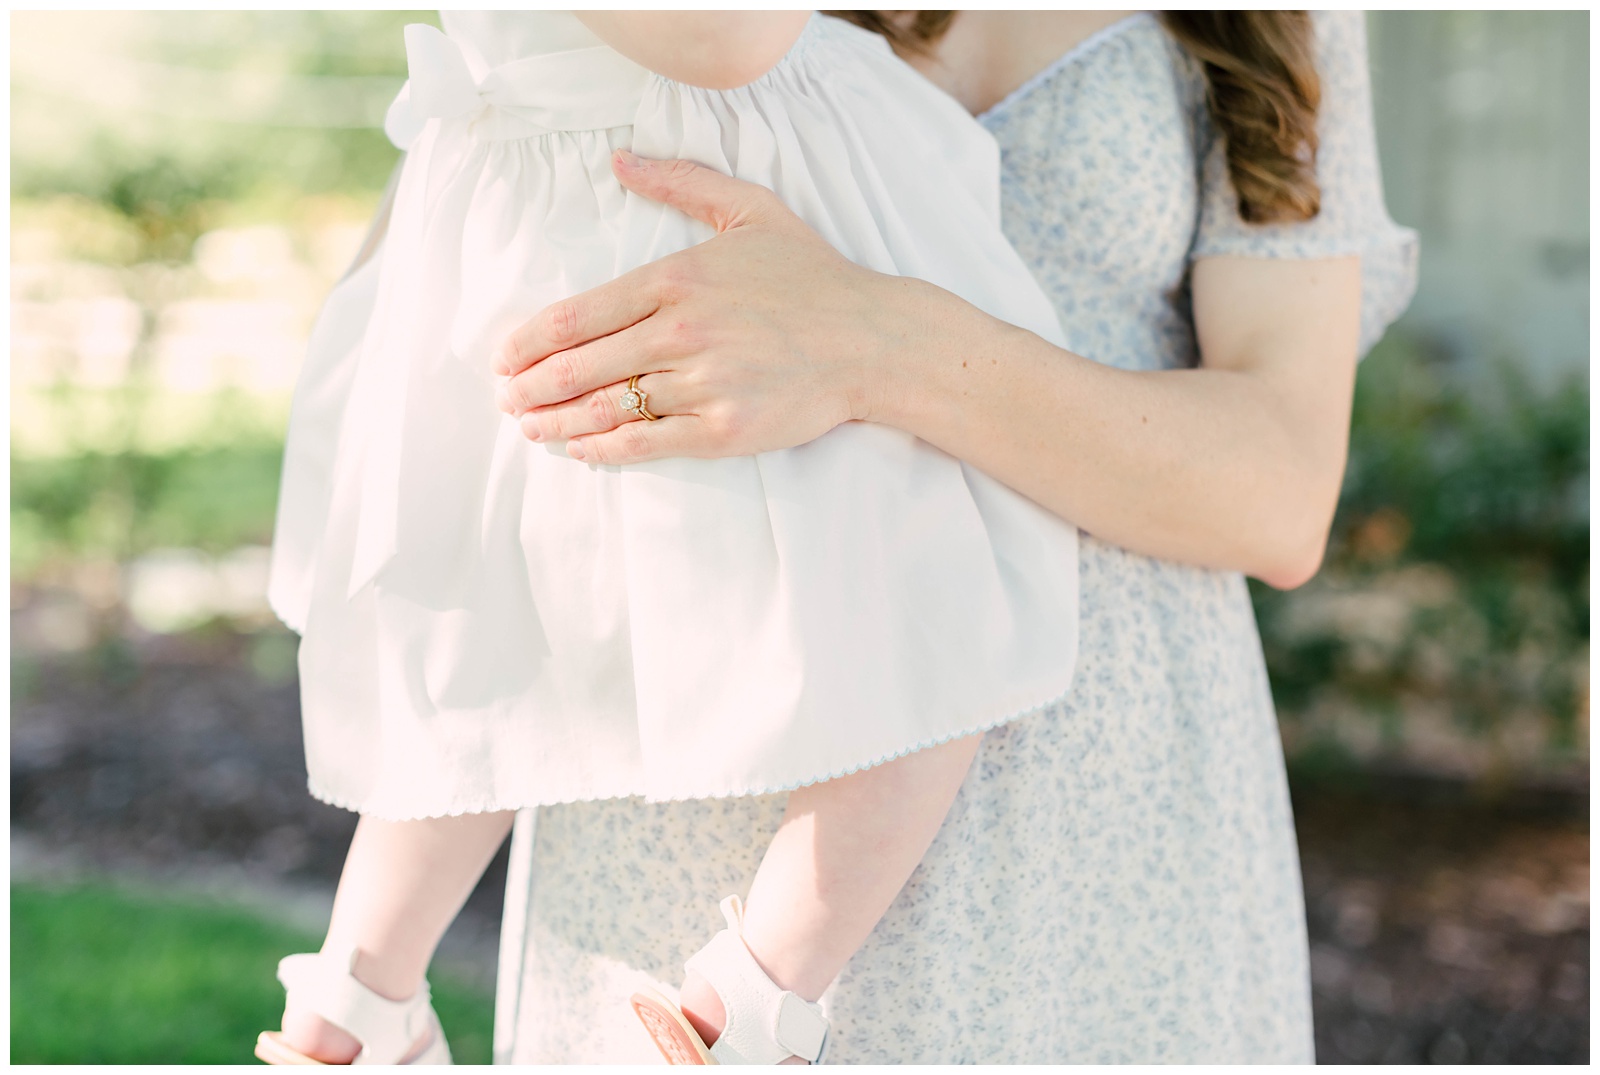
827, 11, 1322, 223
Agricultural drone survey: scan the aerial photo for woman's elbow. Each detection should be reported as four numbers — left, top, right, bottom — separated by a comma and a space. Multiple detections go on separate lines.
1255, 528, 1330, 591
1251, 468, 1342, 591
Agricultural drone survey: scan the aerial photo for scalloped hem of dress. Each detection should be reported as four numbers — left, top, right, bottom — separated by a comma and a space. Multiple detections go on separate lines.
303, 671, 1076, 821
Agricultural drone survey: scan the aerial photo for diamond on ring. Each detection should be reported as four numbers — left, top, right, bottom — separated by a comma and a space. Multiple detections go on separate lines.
620, 374, 659, 420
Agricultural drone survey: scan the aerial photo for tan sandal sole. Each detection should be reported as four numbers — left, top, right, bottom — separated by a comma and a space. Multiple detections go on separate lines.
254, 1028, 445, 1065
255, 1030, 325, 1065
630, 988, 718, 1065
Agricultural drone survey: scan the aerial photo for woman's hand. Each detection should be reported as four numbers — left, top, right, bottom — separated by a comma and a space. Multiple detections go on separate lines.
493, 150, 921, 464
494, 152, 1363, 592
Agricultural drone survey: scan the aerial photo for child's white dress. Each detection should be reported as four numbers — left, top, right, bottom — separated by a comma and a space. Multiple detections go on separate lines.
268, 11, 1080, 820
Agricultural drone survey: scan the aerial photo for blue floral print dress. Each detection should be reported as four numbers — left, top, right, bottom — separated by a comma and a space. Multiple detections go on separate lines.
492, 10, 1415, 1063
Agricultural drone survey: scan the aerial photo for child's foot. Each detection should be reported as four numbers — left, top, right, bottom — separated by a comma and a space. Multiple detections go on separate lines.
272, 949, 439, 1065
278, 1006, 437, 1064
278, 1008, 363, 1065
678, 971, 811, 1066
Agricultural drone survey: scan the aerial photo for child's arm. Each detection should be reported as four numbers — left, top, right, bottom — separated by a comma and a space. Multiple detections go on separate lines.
575, 12, 812, 90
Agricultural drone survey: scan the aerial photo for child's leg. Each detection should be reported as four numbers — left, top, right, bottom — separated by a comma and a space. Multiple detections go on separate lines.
280, 810, 515, 1063
678, 733, 983, 1059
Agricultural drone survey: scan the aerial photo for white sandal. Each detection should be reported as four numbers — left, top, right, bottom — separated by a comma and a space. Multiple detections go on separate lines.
631, 895, 831, 1065
254, 943, 453, 1065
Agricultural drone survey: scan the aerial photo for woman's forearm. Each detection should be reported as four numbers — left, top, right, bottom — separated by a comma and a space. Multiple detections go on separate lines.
490, 158, 1361, 589
869, 277, 1345, 589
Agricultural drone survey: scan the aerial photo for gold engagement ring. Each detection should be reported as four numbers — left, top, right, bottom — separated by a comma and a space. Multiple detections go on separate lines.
619, 375, 658, 421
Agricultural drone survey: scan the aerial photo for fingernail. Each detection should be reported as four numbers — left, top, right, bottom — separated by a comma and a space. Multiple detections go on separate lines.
615, 148, 640, 170
520, 412, 542, 442
491, 348, 510, 376
494, 383, 513, 414
567, 439, 586, 461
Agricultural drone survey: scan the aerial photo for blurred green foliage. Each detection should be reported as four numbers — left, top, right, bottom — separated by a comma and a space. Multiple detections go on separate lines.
12, 383, 290, 578
11, 880, 493, 1064
1255, 333, 1589, 778
1341, 342, 1587, 585
12, 441, 285, 578
13, 11, 431, 260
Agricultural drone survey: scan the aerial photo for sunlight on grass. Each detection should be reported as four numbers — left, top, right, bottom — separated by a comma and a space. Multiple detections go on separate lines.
11, 881, 494, 1065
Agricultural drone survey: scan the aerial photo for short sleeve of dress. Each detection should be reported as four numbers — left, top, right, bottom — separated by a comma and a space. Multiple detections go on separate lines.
1190, 10, 1418, 358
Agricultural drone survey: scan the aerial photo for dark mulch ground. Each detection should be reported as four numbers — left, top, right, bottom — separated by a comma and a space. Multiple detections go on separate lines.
1293, 781, 1587, 1063
10, 620, 1589, 1064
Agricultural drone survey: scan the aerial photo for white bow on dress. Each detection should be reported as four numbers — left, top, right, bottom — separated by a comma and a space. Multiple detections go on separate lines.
384, 22, 651, 151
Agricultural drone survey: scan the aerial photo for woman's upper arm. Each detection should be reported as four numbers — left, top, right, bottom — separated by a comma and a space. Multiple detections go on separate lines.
1188, 10, 1417, 359
1190, 255, 1361, 508
575, 12, 812, 89
1181, 10, 1419, 519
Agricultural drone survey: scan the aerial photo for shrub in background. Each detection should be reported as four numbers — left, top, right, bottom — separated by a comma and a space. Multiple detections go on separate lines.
1254, 332, 1589, 788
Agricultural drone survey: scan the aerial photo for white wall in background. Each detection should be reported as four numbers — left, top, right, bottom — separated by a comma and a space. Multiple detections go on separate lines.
1367, 11, 1589, 390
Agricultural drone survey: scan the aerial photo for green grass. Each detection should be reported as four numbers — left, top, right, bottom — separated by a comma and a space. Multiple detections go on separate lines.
11, 881, 494, 1065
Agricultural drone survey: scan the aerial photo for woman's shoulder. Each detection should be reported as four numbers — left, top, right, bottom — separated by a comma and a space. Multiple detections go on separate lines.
1047, 12, 1372, 133
1184, 10, 1418, 357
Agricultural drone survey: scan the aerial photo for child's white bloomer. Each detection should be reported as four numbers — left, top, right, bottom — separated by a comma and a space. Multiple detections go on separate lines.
268, 12, 1080, 819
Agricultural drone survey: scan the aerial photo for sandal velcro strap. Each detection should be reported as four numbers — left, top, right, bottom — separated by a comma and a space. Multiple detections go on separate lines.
276, 945, 444, 1065
683, 896, 830, 1065
774, 991, 829, 1062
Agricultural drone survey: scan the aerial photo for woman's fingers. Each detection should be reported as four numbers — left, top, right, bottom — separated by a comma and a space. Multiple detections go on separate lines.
484, 162, 870, 462
565, 413, 716, 466
611, 150, 785, 233
492, 155, 798, 389
496, 320, 662, 413
494, 258, 664, 376
519, 372, 683, 442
